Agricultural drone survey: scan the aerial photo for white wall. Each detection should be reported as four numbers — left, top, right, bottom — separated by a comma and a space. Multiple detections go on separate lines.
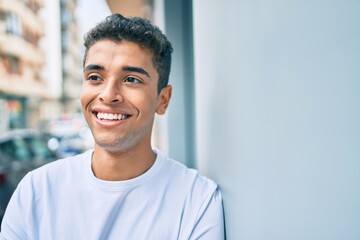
193, 1, 360, 239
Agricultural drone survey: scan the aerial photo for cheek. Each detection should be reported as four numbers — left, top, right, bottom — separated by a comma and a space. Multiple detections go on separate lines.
126, 90, 157, 109
79, 91, 86, 107
142, 93, 159, 111
80, 88, 93, 109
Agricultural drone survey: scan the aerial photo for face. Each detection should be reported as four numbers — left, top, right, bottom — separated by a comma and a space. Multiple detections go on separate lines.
81, 40, 171, 153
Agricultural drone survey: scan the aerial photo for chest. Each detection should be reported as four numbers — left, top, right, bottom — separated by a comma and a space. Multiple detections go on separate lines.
30, 185, 195, 239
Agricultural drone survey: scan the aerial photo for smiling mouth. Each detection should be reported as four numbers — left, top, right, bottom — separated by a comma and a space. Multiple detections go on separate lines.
94, 112, 131, 121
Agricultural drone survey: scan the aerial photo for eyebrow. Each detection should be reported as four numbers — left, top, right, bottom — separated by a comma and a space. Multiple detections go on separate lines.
122, 66, 150, 78
84, 64, 151, 78
84, 64, 104, 72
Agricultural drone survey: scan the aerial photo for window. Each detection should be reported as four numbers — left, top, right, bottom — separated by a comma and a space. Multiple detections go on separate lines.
5, 12, 22, 36
3, 56, 21, 74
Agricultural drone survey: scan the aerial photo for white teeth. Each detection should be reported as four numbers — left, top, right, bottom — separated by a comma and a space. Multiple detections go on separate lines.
96, 112, 128, 120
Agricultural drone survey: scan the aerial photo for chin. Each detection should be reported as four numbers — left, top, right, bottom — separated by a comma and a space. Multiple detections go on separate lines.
94, 136, 135, 153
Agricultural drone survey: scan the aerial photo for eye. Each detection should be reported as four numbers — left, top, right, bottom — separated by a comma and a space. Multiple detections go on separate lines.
87, 74, 103, 82
124, 77, 142, 83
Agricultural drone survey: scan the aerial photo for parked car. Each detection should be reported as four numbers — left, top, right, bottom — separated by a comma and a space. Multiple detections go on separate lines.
37, 114, 94, 158
0, 165, 10, 227
0, 129, 59, 225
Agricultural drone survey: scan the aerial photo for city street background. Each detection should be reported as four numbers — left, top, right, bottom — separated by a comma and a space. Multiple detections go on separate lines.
1, 1, 360, 239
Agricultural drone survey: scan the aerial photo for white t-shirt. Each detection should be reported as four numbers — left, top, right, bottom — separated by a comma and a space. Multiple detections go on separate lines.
0, 149, 224, 240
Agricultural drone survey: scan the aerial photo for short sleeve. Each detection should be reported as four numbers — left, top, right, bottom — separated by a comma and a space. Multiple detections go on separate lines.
189, 187, 225, 240
0, 173, 32, 240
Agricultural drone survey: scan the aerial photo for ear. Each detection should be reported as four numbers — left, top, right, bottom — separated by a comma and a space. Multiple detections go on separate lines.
156, 85, 172, 115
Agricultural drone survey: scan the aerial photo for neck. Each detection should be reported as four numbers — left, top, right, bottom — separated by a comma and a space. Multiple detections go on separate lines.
91, 144, 156, 181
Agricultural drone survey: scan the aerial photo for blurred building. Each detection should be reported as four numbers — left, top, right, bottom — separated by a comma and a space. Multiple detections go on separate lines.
106, 0, 153, 19
0, 0, 47, 132
0, 0, 83, 133
59, 0, 82, 113
39, 0, 83, 121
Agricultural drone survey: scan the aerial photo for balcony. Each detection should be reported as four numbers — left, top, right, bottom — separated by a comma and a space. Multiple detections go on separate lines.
0, 71, 50, 98
0, 0, 44, 35
0, 32, 44, 64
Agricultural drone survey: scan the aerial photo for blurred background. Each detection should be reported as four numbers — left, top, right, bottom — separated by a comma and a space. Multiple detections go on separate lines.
1, 0, 360, 239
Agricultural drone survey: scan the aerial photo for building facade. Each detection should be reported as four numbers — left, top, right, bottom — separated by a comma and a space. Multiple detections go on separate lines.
59, 0, 82, 114
0, 0, 83, 132
106, 0, 153, 19
0, 0, 47, 131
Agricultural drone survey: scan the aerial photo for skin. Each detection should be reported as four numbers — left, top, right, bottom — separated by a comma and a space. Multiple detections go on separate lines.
81, 40, 172, 181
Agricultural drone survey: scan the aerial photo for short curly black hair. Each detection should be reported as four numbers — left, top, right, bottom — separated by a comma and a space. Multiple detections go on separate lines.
83, 14, 173, 93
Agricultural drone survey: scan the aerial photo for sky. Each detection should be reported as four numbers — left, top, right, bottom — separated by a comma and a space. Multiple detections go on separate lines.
75, 0, 112, 37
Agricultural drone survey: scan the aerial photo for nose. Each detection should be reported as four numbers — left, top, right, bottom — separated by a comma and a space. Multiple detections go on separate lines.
98, 80, 123, 103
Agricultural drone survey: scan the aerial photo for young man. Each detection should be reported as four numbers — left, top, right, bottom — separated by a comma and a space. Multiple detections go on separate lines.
0, 14, 225, 239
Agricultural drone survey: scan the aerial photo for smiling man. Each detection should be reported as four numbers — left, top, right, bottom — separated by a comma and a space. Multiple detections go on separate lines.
0, 14, 225, 239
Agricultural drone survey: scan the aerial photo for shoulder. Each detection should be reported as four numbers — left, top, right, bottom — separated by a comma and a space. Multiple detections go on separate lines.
156, 150, 219, 198
155, 150, 224, 238
21, 150, 92, 188
35, 150, 90, 172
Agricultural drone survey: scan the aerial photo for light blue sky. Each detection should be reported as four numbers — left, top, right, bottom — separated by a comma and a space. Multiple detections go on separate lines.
76, 0, 111, 37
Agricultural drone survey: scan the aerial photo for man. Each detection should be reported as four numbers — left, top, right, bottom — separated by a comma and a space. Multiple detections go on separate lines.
0, 14, 224, 239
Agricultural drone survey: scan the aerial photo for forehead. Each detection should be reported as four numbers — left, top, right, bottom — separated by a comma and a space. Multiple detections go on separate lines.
85, 40, 153, 64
